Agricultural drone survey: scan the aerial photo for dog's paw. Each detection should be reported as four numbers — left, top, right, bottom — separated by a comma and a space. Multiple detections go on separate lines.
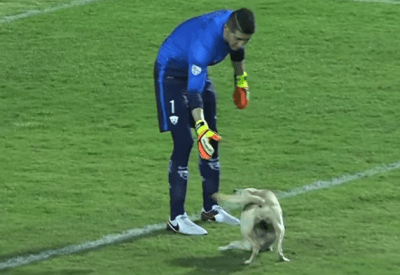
279, 256, 290, 262
244, 259, 252, 265
218, 246, 228, 251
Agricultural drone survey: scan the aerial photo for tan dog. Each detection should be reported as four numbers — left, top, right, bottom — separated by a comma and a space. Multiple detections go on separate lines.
212, 188, 289, 264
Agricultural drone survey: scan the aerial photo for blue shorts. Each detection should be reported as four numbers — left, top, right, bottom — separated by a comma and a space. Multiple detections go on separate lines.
154, 62, 217, 133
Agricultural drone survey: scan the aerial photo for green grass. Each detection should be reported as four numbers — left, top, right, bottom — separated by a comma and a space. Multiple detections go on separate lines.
1, 0, 400, 274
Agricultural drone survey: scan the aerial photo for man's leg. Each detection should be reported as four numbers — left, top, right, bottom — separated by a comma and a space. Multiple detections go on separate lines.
154, 67, 207, 234
169, 120, 193, 221
199, 82, 220, 212
199, 80, 240, 225
154, 65, 191, 220
167, 93, 207, 235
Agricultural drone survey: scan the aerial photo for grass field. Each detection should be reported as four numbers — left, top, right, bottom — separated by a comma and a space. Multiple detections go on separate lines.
1, 0, 400, 274
0, 0, 72, 17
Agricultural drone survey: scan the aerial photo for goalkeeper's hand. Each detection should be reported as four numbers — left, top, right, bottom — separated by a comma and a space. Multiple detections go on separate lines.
234, 72, 250, 109
195, 120, 221, 160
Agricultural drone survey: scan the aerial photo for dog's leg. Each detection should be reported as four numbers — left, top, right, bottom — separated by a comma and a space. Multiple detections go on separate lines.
219, 240, 252, 251
244, 243, 260, 265
274, 223, 290, 262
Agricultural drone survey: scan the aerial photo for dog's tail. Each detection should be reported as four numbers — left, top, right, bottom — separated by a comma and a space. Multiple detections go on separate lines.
210, 192, 242, 211
212, 192, 265, 207
211, 192, 220, 202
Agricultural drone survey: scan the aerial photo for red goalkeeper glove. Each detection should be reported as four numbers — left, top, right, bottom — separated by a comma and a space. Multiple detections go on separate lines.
195, 120, 221, 160
234, 72, 250, 109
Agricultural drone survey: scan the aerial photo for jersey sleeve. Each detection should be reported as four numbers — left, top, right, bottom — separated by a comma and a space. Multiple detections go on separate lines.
187, 40, 209, 95
186, 40, 210, 111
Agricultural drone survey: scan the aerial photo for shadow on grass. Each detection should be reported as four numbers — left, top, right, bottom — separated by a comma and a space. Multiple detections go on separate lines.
170, 250, 251, 275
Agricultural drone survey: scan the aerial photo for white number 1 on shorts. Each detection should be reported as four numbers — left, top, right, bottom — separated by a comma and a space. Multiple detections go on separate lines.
170, 100, 175, 114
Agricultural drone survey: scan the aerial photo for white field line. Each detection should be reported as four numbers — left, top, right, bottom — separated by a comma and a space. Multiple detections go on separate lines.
1, 160, 400, 270
276, 161, 400, 198
0, 0, 101, 24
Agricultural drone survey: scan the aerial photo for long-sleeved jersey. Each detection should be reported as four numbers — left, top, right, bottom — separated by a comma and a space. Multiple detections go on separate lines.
156, 10, 244, 96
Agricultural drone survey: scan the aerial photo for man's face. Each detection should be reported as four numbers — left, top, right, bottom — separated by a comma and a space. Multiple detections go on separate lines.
224, 25, 252, 51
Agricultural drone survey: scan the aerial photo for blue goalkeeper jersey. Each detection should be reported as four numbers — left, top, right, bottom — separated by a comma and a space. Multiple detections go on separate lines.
156, 9, 238, 95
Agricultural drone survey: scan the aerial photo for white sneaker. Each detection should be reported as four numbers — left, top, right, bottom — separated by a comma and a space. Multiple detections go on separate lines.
167, 213, 208, 235
201, 205, 240, 225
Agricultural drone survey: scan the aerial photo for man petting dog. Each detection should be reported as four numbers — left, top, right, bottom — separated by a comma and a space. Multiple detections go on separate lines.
154, 8, 255, 235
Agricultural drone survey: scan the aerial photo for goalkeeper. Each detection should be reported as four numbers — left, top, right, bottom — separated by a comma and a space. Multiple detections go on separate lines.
154, 8, 255, 235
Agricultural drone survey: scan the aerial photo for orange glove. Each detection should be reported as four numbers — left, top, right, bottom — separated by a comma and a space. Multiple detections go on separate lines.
234, 72, 250, 109
195, 120, 221, 160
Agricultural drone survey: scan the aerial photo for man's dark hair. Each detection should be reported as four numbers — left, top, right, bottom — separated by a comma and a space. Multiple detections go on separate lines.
227, 8, 255, 35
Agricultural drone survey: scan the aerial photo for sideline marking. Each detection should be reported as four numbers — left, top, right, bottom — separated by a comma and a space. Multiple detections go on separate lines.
0, 0, 101, 24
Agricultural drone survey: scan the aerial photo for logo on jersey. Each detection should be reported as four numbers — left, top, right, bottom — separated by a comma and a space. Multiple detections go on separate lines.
191, 65, 202, 76
169, 115, 179, 125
